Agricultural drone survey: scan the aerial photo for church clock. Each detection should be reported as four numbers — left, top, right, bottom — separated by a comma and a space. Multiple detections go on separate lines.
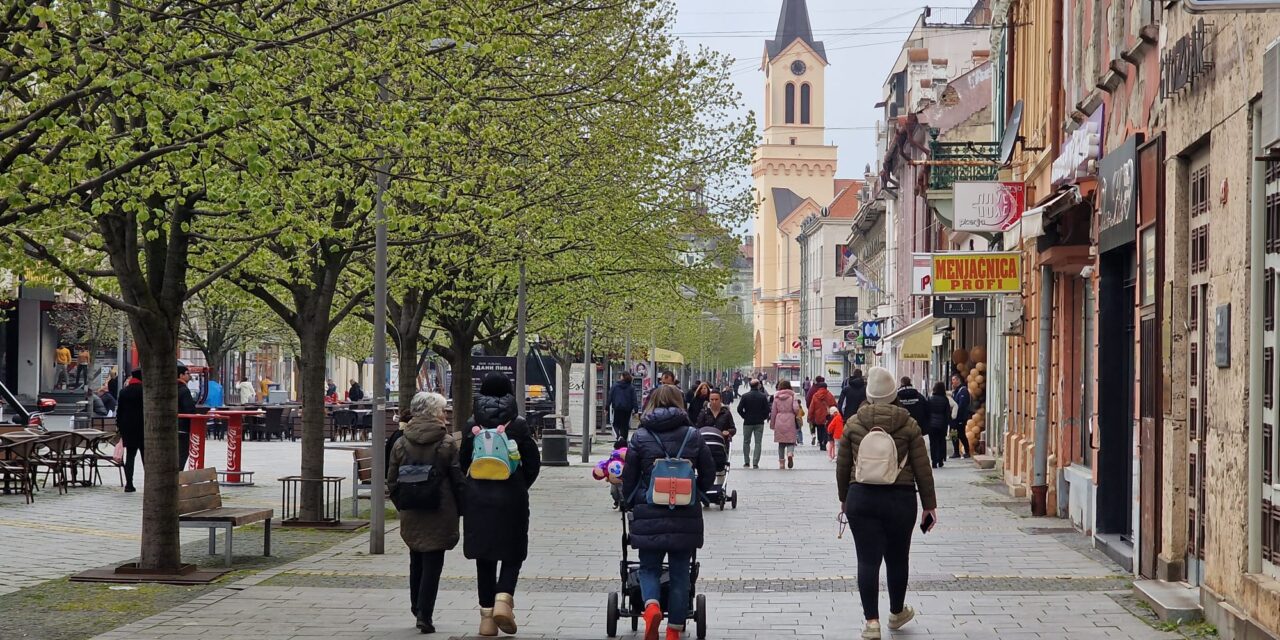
790, 60, 807, 76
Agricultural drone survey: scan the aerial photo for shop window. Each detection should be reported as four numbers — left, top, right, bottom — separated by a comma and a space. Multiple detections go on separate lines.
1268, 268, 1276, 331
1190, 343, 1198, 387
1189, 398, 1198, 443
1264, 423, 1274, 485
1190, 287, 1199, 331
1191, 165, 1210, 217
1190, 225, 1209, 274
835, 296, 858, 326
1267, 347, 1274, 409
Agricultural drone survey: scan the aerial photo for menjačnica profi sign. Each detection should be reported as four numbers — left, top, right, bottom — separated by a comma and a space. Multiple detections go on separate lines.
1099, 135, 1141, 253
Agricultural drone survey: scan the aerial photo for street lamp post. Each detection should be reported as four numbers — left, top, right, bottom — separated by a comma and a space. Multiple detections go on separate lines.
581, 316, 593, 463
369, 78, 391, 555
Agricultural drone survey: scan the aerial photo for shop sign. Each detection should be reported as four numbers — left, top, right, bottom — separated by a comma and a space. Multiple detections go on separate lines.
843, 328, 860, 342
930, 252, 1022, 294
912, 253, 933, 296
471, 356, 516, 392
854, 352, 866, 365
1161, 18, 1213, 101
1052, 107, 1104, 186
953, 181, 1026, 232
860, 321, 881, 347
932, 298, 988, 318
1099, 135, 1141, 253
1216, 304, 1231, 368
811, 337, 822, 350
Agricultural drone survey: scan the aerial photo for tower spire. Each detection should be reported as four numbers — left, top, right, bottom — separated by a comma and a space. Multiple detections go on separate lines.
766, 0, 827, 63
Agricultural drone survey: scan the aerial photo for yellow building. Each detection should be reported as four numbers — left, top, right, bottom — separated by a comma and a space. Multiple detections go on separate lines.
752, 0, 837, 375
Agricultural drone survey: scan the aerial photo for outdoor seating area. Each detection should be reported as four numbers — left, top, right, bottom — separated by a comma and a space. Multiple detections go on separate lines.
0, 427, 120, 503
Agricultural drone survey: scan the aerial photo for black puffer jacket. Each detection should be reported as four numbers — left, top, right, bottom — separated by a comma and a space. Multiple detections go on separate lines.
116, 380, 144, 447
621, 408, 716, 551
838, 377, 867, 420
460, 393, 541, 562
736, 388, 771, 424
927, 392, 951, 436
896, 386, 929, 430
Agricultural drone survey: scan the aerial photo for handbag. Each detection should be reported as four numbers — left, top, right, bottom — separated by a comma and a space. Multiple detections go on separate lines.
112, 440, 125, 464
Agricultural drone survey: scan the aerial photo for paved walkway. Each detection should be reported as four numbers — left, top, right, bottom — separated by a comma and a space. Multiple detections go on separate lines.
86, 440, 1175, 639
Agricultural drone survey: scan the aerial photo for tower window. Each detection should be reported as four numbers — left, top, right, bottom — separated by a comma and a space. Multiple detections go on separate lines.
785, 82, 796, 124
800, 84, 811, 124
790, 137, 797, 145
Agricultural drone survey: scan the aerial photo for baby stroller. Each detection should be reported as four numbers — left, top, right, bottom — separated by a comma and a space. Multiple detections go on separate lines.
697, 427, 738, 510
607, 508, 707, 638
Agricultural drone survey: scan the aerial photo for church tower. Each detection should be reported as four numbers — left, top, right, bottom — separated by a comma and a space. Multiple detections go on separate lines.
752, 0, 838, 374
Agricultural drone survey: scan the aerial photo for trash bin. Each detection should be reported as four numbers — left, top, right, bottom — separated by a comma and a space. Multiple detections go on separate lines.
541, 428, 570, 467
72, 415, 90, 430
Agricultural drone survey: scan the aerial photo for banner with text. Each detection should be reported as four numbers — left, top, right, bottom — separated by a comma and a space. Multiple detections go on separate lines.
952, 181, 1026, 232
931, 252, 1022, 294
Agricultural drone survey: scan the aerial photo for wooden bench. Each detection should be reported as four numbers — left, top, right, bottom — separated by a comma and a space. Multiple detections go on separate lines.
178, 468, 273, 566
351, 448, 373, 517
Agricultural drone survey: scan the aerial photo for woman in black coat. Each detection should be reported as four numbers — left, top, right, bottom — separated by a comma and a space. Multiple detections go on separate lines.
460, 373, 541, 637
926, 382, 952, 469
621, 385, 716, 640
115, 369, 145, 493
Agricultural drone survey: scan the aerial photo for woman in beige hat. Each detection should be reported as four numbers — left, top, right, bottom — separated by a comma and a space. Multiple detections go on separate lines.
835, 366, 937, 640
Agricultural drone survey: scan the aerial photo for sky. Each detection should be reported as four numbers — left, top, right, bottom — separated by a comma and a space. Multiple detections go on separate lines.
671, 0, 980, 178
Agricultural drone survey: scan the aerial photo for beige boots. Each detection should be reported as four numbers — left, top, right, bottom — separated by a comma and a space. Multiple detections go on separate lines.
479, 594, 516, 636
493, 593, 517, 634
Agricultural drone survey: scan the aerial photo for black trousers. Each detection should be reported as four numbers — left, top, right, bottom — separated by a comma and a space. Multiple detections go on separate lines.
409, 550, 446, 624
74, 364, 88, 387
611, 409, 631, 447
928, 430, 947, 466
950, 425, 971, 457
477, 559, 522, 607
846, 484, 917, 621
124, 442, 143, 488
178, 430, 191, 469
814, 421, 830, 448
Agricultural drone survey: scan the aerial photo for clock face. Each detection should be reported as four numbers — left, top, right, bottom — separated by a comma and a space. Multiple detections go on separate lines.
790, 60, 807, 76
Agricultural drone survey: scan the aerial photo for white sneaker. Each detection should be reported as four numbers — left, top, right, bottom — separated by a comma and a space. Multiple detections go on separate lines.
888, 605, 915, 630
861, 621, 882, 639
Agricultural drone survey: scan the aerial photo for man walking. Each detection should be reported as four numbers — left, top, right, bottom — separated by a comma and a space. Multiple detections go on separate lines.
177, 366, 196, 469
54, 343, 72, 389
838, 369, 867, 420
608, 372, 637, 447
75, 346, 91, 388
950, 373, 972, 459
117, 369, 144, 492
808, 377, 837, 451
896, 377, 929, 429
736, 380, 771, 469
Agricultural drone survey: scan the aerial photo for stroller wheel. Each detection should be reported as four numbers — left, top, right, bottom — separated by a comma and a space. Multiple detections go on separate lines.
731, 490, 738, 509
606, 591, 619, 637
718, 498, 724, 511
695, 594, 708, 639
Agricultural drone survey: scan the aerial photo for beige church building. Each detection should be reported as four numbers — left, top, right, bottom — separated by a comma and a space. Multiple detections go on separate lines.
752, 0, 841, 376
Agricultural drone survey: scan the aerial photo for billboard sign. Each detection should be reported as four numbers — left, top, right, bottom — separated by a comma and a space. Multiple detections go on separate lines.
931, 252, 1022, 294
952, 181, 1026, 232
912, 253, 933, 296
471, 356, 516, 393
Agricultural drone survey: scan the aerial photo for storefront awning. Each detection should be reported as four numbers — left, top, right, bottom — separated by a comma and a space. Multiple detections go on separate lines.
654, 348, 684, 364
1003, 186, 1081, 246
883, 314, 936, 361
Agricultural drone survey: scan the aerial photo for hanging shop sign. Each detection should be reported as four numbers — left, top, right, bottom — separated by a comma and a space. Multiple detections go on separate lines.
843, 328, 860, 342
811, 337, 822, 350
930, 252, 1022, 294
952, 181, 1026, 232
912, 253, 934, 296
860, 321, 881, 347
1161, 18, 1213, 100
932, 298, 988, 318
1052, 107, 1104, 186
1099, 135, 1142, 253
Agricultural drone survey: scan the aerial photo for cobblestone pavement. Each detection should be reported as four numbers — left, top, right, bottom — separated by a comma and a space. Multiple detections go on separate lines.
85, 438, 1177, 639
0, 437, 361, 595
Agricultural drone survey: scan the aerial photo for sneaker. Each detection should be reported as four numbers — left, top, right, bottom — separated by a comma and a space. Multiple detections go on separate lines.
665, 626, 683, 640
962, 454, 971, 459
861, 620, 882, 639
642, 602, 662, 640
949, 453, 961, 459
124, 486, 137, 493
888, 605, 915, 630
416, 620, 435, 634
752, 464, 759, 469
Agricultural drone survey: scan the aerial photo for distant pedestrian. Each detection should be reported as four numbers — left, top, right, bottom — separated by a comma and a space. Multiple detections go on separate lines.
205, 378, 224, 409
768, 380, 801, 469
348, 380, 365, 402
719, 383, 736, 406
236, 376, 256, 405
836, 366, 937, 640
802, 376, 812, 398
54, 343, 71, 389
107, 367, 119, 399
808, 377, 837, 451
825, 407, 844, 461
609, 372, 638, 447
460, 373, 541, 636
88, 387, 109, 416
895, 378, 929, 431
388, 391, 462, 634
736, 380, 770, 469
696, 390, 737, 449
116, 369, 144, 492
838, 369, 867, 420
326, 378, 338, 398
949, 374, 972, 459
98, 385, 117, 415
620, 384, 716, 640
75, 346, 91, 388
685, 382, 711, 430
177, 366, 196, 469
926, 382, 951, 468
259, 376, 273, 400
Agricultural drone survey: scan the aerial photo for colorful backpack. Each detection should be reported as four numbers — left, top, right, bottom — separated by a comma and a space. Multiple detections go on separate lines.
642, 427, 698, 509
468, 424, 521, 480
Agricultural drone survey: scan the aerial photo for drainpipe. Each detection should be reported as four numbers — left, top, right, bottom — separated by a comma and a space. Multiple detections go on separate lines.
1248, 106, 1264, 574
1050, 0, 1064, 157
1031, 264, 1054, 516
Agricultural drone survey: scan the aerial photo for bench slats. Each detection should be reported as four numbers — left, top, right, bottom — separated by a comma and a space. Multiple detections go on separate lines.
178, 479, 220, 501
179, 507, 273, 526
354, 448, 373, 481
179, 468, 218, 484
179, 494, 222, 514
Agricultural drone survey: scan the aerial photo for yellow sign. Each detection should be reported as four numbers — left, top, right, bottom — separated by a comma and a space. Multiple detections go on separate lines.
931, 252, 1022, 294
901, 326, 933, 361
653, 348, 685, 364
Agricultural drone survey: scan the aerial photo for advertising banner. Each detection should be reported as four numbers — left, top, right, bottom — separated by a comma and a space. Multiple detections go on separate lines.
952, 181, 1026, 232
912, 254, 933, 296
931, 252, 1022, 294
1099, 135, 1141, 253
471, 356, 517, 393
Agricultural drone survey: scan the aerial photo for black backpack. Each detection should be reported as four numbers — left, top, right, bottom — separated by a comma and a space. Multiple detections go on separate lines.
391, 453, 446, 511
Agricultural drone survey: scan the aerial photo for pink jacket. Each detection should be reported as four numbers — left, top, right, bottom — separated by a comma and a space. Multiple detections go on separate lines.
769, 389, 800, 444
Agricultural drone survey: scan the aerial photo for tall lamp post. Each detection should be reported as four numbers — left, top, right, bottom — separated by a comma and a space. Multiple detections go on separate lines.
369, 78, 391, 555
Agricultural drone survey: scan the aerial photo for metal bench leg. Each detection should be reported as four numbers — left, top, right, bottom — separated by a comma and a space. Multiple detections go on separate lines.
209, 528, 217, 555
224, 525, 233, 567
264, 518, 271, 557
352, 461, 358, 518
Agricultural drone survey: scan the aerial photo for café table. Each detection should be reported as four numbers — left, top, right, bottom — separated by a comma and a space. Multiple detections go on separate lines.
208, 409, 264, 486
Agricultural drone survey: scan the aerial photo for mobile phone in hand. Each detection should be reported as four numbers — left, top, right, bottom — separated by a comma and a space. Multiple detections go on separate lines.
920, 512, 936, 534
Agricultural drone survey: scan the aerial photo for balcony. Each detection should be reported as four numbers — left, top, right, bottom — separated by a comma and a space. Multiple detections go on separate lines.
927, 139, 1000, 190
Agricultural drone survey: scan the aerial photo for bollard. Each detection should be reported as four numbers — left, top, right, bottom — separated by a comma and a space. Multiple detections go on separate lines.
541, 428, 570, 467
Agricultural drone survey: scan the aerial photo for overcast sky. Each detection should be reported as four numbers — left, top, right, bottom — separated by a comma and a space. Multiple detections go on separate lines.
672, 1, 979, 178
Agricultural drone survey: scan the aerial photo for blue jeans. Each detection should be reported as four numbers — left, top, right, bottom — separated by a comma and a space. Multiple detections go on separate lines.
638, 548, 693, 627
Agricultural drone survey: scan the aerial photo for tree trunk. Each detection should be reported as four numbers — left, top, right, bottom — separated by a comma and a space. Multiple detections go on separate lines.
448, 337, 474, 433
296, 323, 330, 521
134, 320, 182, 571
397, 331, 419, 417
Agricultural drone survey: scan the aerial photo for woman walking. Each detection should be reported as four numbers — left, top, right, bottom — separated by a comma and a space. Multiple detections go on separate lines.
926, 382, 952, 468
768, 380, 801, 469
695, 389, 737, 446
388, 392, 462, 634
836, 367, 937, 640
621, 385, 716, 640
116, 369, 144, 493
685, 382, 711, 428
460, 373, 541, 636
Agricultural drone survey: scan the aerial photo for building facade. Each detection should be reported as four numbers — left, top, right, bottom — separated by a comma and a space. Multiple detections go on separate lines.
797, 180, 863, 381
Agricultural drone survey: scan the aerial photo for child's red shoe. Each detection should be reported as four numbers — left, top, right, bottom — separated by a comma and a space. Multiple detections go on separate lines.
642, 602, 662, 640
666, 626, 684, 640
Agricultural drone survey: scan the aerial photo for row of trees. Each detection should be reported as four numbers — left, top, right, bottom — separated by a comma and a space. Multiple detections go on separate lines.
1, 1, 753, 571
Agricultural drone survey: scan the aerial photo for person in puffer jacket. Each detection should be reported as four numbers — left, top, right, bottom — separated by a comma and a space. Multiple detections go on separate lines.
621, 385, 716, 640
